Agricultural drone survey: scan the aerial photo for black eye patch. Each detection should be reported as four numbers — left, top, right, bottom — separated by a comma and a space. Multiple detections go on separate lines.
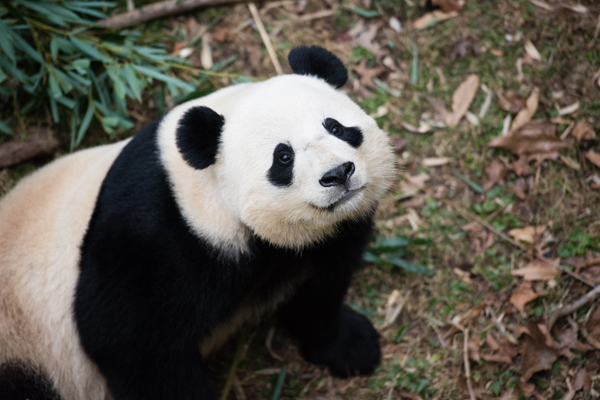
323, 118, 363, 148
268, 143, 294, 187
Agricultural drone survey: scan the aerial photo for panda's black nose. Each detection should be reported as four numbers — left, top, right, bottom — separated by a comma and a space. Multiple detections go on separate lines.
319, 162, 355, 187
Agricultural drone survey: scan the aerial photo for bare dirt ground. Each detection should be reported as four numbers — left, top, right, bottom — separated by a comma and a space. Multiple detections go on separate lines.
2, 0, 600, 399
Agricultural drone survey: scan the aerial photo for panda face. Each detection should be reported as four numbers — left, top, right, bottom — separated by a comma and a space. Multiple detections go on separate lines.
214, 75, 395, 249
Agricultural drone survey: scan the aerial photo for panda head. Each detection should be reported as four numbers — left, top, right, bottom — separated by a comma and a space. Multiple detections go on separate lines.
174, 46, 395, 250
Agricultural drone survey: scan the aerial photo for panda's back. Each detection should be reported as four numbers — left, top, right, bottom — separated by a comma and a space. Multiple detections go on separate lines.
0, 139, 128, 399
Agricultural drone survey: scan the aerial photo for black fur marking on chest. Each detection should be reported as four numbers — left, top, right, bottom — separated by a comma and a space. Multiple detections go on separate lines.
323, 118, 364, 148
267, 143, 294, 187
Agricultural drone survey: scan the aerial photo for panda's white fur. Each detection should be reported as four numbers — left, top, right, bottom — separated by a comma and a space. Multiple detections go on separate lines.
0, 47, 394, 400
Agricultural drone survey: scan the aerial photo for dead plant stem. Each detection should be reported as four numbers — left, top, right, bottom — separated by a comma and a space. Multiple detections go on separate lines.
248, 3, 283, 75
547, 284, 600, 331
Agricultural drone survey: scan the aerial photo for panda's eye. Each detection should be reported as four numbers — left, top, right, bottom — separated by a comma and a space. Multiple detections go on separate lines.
331, 125, 341, 135
279, 153, 292, 164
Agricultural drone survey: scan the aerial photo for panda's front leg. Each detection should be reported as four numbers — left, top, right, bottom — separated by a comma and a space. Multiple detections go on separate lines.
276, 260, 381, 377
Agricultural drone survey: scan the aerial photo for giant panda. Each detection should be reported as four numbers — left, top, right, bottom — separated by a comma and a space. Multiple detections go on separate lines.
0, 46, 395, 400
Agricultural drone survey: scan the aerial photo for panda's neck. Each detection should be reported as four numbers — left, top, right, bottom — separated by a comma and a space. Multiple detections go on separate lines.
157, 116, 250, 257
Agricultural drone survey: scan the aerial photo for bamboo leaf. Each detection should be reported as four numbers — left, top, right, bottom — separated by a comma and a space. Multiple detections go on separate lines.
0, 66, 6, 84
132, 65, 193, 91
0, 26, 16, 64
75, 101, 94, 147
9, 29, 43, 63
48, 70, 62, 98
72, 58, 90, 75
0, 119, 13, 135
50, 37, 59, 60
70, 36, 112, 63
123, 63, 142, 102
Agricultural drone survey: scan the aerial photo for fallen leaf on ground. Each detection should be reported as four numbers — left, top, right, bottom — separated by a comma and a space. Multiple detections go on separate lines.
496, 90, 527, 114
562, 3, 588, 13
482, 160, 507, 190
422, 157, 452, 167
213, 27, 228, 42
450, 36, 478, 60
426, 96, 451, 122
511, 88, 540, 132
571, 120, 596, 141
432, 0, 464, 12
510, 282, 541, 314
586, 305, 600, 337
555, 319, 593, 360
468, 338, 481, 362
413, 10, 458, 29
390, 136, 408, 154
573, 369, 592, 393
581, 266, 600, 285
520, 323, 558, 382
520, 382, 535, 396
200, 33, 213, 69
511, 259, 560, 281
558, 102, 579, 116
585, 151, 600, 168
508, 225, 546, 243
498, 389, 518, 400
489, 120, 569, 156
509, 177, 529, 200
354, 59, 386, 89
445, 74, 479, 127
560, 155, 581, 170
483, 337, 518, 364
389, 16, 401, 33
353, 23, 385, 57
382, 289, 406, 328
529, 0, 554, 11
524, 40, 542, 61
486, 334, 499, 350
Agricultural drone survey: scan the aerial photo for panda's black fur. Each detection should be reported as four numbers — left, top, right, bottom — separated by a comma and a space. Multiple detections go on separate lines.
0, 46, 387, 400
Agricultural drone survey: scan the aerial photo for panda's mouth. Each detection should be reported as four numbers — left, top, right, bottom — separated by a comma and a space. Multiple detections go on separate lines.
313, 186, 366, 212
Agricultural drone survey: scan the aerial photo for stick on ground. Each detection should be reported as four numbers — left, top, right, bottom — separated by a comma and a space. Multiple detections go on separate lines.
248, 2, 283, 75
546, 284, 600, 331
98, 0, 248, 29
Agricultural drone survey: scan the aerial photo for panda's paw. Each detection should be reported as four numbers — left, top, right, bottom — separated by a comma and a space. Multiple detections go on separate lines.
302, 308, 381, 378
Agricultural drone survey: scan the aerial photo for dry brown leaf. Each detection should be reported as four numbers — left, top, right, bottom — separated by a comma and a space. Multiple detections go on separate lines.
462, 221, 482, 232
511, 88, 540, 132
482, 160, 507, 191
496, 90, 527, 114
520, 324, 558, 382
200, 33, 213, 69
354, 59, 386, 89
468, 338, 481, 363
482, 337, 518, 364
562, 3, 588, 13
555, 319, 593, 360
508, 225, 546, 243
432, 0, 464, 12
573, 369, 592, 393
445, 74, 479, 127
560, 155, 581, 170
486, 334, 500, 351
586, 305, 600, 337
489, 120, 569, 156
354, 23, 384, 57
511, 259, 559, 281
581, 266, 600, 285
413, 10, 458, 30
524, 40, 542, 61
422, 157, 452, 167
585, 151, 600, 168
571, 120, 596, 141
498, 389, 518, 400
520, 382, 536, 396
390, 136, 408, 154
510, 282, 541, 314
529, 0, 554, 11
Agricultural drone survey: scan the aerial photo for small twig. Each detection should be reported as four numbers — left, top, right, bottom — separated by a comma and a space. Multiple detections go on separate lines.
419, 186, 595, 287
463, 328, 476, 400
248, 2, 283, 75
582, 258, 600, 269
265, 327, 284, 361
219, 332, 248, 400
0, 127, 58, 167
98, 0, 248, 29
546, 285, 600, 331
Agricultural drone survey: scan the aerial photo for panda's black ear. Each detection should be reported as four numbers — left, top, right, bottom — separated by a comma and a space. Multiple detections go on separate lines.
288, 46, 348, 89
176, 106, 224, 170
